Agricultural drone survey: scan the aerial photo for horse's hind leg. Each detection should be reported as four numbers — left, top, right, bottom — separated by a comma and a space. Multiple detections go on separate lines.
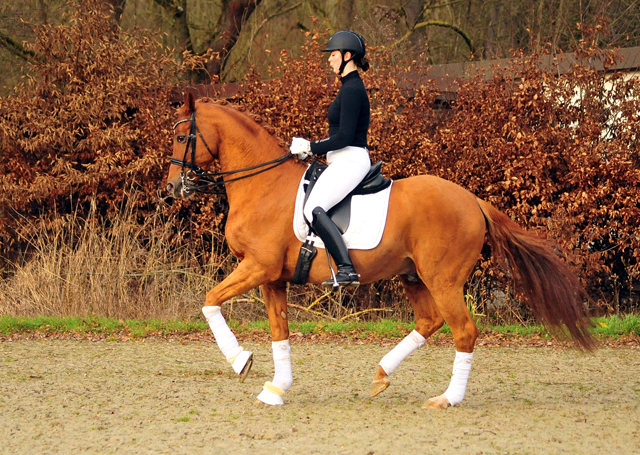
423, 287, 478, 409
371, 275, 445, 397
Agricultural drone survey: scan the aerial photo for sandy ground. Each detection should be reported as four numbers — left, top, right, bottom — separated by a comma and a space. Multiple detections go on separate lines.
1, 339, 639, 455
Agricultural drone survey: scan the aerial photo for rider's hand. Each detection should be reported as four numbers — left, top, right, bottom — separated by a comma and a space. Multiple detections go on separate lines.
290, 137, 311, 160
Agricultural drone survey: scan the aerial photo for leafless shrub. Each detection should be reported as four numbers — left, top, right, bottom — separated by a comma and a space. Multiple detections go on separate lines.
0, 191, 229, 319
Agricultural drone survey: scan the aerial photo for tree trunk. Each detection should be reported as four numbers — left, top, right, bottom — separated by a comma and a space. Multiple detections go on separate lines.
104, 0, 126, 22
203, 0, 263, 81
484, 1, 500, 59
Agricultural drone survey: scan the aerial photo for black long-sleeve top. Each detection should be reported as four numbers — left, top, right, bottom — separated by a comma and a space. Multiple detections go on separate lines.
310, 71, 370, 155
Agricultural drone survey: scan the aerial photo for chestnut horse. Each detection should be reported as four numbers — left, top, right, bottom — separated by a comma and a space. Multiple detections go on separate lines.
166, 93, 593, 408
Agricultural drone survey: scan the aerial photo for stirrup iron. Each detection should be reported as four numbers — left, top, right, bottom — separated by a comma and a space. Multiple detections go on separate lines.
325, 248, 339, 291
322, 248, 360, 289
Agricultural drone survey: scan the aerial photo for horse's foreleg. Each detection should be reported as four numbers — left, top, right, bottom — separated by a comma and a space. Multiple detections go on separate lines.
424, 289, 478, 410
202, 306, 254, 380
371, 276, 445, 397
256, 281, 292, 406
202, 259, 273, 381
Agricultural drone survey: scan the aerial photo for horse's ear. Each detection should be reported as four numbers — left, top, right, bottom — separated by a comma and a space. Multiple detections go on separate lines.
185, 91, 196, 114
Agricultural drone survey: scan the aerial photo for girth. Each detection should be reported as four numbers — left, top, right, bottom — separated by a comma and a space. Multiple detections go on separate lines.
303, 160, 392, 233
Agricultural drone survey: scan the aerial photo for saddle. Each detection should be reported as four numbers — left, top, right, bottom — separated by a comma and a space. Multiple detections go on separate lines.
292, 160, 392, 285
303, 160, 392, 233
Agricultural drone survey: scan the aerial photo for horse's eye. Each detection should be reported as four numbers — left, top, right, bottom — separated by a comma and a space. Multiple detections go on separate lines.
176, 135, 187, 144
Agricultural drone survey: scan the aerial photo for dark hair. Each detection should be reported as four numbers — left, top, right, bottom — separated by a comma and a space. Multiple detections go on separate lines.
355, 55, 370, 72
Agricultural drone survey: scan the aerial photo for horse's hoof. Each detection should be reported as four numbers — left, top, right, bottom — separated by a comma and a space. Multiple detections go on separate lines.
370, 377, 390, 397
254, 398, 280, 407
422, 394, 451, 410
239, 352, 253, 383
256, 382, 284, 405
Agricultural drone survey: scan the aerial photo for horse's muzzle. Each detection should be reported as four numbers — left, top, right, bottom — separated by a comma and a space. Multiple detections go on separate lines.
166, 181, 177, 197
166, 178, 192, 199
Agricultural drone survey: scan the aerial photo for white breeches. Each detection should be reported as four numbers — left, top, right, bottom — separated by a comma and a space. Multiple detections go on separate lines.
303, 146, 371, 223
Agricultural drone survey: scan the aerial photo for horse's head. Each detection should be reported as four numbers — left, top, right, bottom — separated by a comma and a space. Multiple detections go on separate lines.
166, 92, 221, 198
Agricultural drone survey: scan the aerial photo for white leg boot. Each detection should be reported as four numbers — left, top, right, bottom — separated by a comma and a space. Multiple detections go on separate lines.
379, 330, 426, 375
443, 351, 473, 406
257, 340, 292, 406
425, 351, 474, 409
202, 306, 253, 381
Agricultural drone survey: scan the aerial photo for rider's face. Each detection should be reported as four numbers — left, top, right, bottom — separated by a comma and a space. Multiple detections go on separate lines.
328, 50, 352, 75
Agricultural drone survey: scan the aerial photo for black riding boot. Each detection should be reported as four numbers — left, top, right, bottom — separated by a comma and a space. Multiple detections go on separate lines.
311, 207, 360, 288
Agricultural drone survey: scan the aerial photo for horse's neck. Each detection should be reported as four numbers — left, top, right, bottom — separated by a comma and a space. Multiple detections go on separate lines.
216, 119, 305, 210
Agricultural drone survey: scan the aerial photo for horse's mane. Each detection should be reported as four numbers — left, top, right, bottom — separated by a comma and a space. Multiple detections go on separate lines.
185, 97, 288, 149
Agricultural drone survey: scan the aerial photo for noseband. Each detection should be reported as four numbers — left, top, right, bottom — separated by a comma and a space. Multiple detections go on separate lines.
170, 111, 293, 194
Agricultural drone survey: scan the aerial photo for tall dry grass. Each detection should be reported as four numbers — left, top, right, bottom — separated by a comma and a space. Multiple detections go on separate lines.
0, 192, 404, 322
0, 193, 232, 320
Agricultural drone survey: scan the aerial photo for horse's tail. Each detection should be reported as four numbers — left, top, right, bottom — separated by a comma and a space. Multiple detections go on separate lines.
476, 198, 595, 350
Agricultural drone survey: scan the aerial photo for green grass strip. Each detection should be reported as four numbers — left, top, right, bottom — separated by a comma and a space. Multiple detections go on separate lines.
0, 314, 638, 338
481, 323, 550, 338
591, 314, 640, 336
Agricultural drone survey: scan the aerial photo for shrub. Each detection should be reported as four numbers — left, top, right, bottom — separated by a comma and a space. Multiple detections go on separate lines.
1, 14, 638, 320
0, 0, 217, 268
237, 29, 640, 316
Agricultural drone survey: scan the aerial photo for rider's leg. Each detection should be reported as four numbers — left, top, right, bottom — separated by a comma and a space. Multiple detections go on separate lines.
311, 206, 359, 286
303, 147, 371, 222
303, 147, 370, 287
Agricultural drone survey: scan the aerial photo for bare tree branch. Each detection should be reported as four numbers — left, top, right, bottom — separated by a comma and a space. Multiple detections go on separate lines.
152, 0, 186, 15
103, 0, 127, 22
243, 1, 304, 60
0, 30, 34, 61
393, 19, 475, 56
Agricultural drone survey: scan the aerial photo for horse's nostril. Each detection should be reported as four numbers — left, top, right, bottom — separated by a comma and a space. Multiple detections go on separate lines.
166, 182, 174, 193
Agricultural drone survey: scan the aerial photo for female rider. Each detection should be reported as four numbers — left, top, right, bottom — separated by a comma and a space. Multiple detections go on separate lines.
290, 30, 371, 288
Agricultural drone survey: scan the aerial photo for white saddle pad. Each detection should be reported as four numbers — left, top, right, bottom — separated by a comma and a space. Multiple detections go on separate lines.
293, 171, 393, 250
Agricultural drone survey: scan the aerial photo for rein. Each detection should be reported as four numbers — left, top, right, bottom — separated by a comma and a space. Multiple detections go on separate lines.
170, 112, 293, 194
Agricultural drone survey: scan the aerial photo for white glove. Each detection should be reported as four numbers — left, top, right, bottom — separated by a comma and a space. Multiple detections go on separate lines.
290, 137, 311, 159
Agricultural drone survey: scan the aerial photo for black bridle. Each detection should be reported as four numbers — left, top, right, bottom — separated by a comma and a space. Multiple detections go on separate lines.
170, 111, 293, 194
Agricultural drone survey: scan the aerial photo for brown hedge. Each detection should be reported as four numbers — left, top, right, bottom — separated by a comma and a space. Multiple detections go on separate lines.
1, 9, 638, 316
0, 2, 220, 270
238, 29, 640, 313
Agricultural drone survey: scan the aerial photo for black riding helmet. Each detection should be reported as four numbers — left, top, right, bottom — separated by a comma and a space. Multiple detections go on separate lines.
323, 30, 366, 74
